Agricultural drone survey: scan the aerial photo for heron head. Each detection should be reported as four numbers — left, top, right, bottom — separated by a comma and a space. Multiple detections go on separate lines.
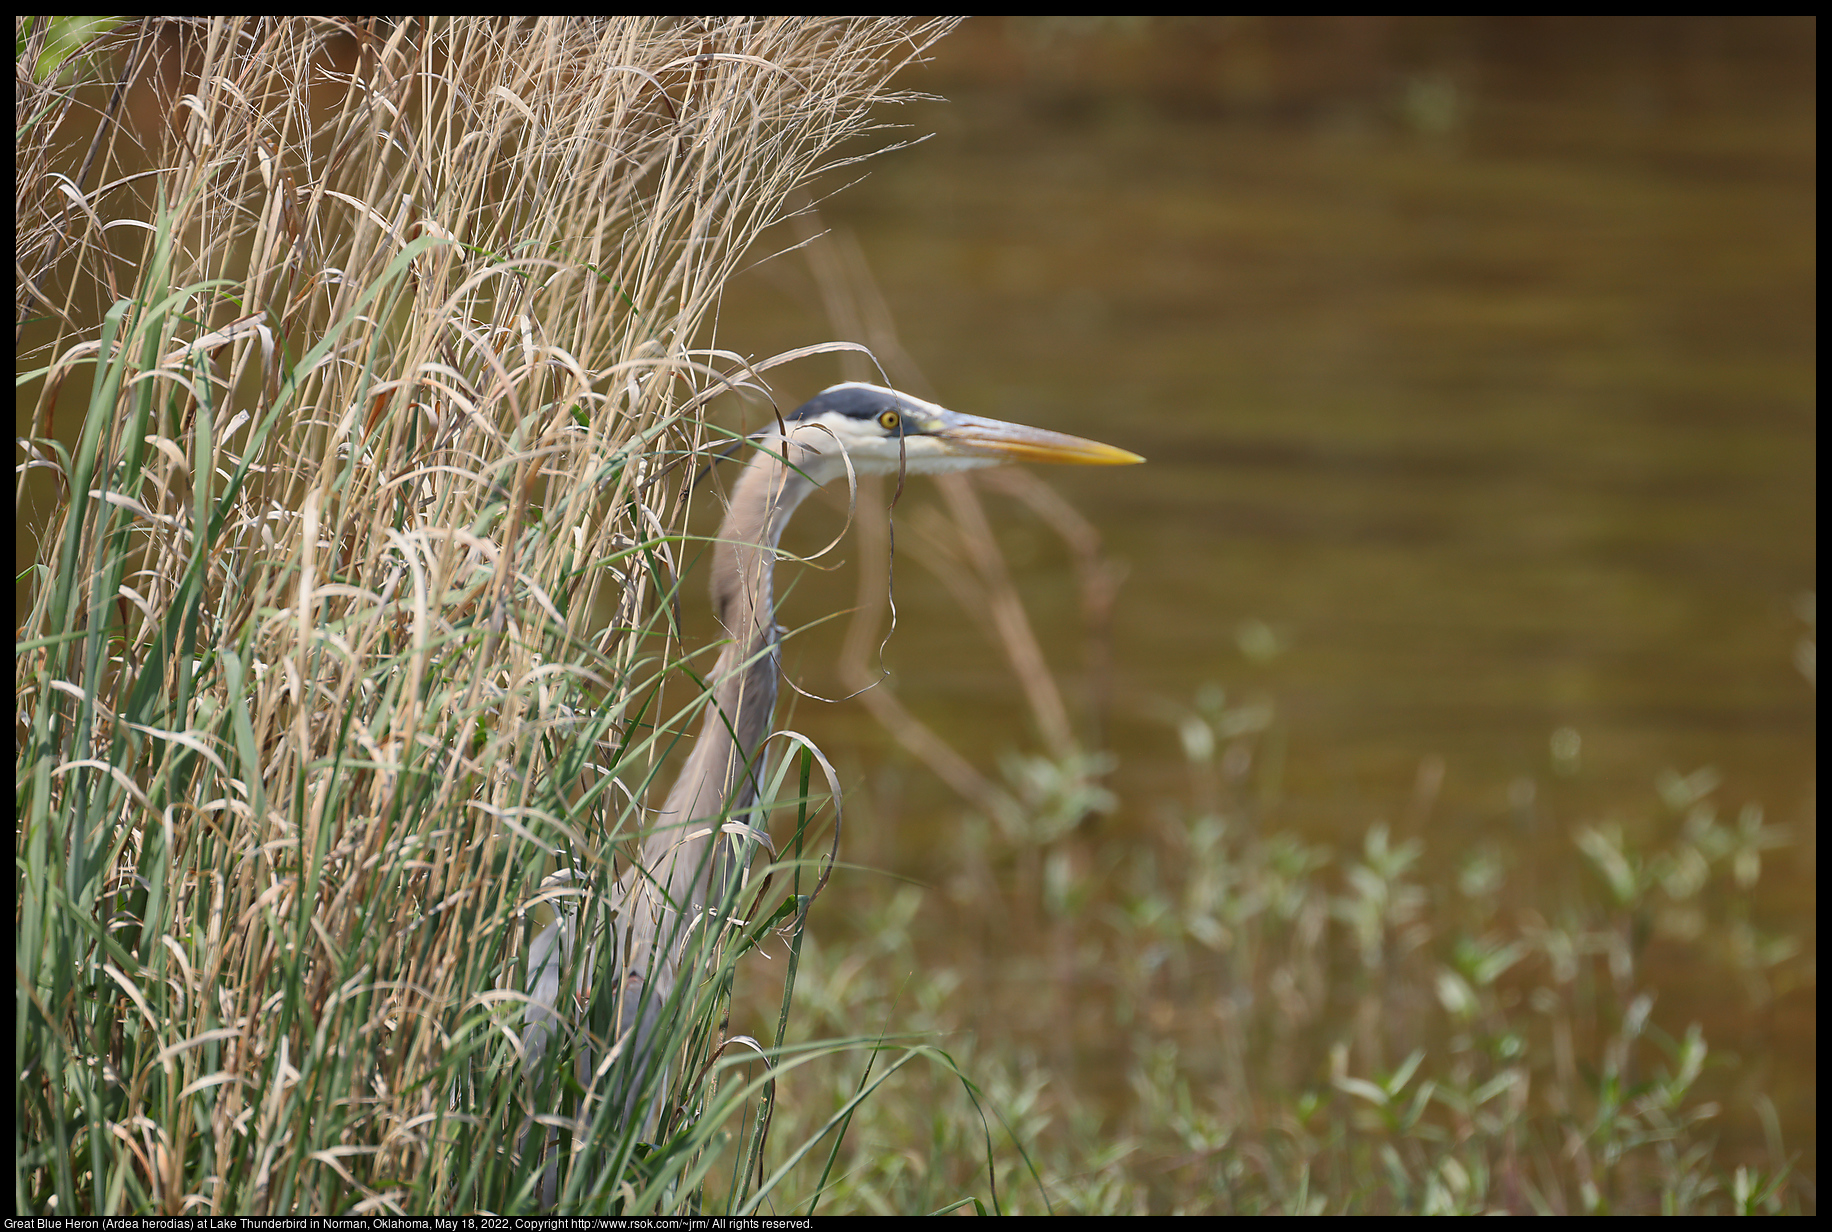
766, 382, 1143, 483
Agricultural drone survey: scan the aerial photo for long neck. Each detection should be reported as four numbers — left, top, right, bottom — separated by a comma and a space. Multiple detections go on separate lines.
645, 444, 817, 914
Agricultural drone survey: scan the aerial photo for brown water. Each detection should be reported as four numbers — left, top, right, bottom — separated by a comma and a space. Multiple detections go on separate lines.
709, 16, 1815, 1167
19, 15, 1811, 1187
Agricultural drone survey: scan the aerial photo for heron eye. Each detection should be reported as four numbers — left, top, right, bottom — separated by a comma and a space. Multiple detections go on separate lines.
878, 409, 901, 431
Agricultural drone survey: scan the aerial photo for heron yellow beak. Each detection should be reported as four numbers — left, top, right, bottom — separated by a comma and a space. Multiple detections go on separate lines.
927, 410, 1145, 466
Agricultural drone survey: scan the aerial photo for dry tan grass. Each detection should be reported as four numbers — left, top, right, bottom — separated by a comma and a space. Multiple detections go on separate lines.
17, 16, 958, 1213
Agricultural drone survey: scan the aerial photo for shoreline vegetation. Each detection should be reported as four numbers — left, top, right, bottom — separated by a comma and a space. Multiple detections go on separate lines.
16, 17, 1811, 1214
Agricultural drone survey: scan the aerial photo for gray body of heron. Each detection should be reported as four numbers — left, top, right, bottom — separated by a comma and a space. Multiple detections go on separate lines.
519, 382, 1141, 1169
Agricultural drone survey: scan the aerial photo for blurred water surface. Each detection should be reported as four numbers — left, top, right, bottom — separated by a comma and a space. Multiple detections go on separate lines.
709, 15, 1813, 1169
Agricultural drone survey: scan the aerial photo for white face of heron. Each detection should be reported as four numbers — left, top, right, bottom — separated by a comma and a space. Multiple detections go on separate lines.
765, 382, 1143, 487
781, 392, 1001, 481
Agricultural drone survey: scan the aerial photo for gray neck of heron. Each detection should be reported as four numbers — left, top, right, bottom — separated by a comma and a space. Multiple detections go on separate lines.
645, 443, 821, 917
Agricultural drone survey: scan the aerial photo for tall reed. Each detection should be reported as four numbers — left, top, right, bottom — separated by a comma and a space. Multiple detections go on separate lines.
16, 16, 957, 1214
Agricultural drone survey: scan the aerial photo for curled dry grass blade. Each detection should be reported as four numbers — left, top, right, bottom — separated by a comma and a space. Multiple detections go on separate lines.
16, 16, 961, 1215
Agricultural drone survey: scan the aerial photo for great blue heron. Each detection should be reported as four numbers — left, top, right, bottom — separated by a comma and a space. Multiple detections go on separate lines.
519, 382, 1140, 1184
